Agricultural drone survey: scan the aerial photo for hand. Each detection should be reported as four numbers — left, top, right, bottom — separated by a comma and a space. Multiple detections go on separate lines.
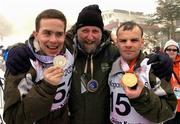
147, 52, 173, 81
6, 44, 36, 75
43, 66, 64, 86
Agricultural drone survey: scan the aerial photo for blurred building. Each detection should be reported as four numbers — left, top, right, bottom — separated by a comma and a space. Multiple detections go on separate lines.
102, 9, 161, 54
102, 9, 147, 29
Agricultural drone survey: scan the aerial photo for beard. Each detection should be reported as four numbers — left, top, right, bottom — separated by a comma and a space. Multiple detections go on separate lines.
79, 41, 99, 54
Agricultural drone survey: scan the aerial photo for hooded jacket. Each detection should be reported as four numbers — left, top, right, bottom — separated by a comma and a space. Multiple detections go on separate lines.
68, 30, 120, 124
109, 53, 177, 124
171, 55, 180, 112
3, 36, 74, 124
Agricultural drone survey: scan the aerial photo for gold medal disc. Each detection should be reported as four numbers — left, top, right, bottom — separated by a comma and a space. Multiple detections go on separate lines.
121, 72, 137, 88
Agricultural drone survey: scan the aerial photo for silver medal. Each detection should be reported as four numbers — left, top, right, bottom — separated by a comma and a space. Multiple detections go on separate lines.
53, 55, 67, 68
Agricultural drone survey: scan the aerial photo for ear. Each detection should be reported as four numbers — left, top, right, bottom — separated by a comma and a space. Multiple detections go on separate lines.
33, 31, 38, 41
32, 31, 40, 51
140, 38, 144, 49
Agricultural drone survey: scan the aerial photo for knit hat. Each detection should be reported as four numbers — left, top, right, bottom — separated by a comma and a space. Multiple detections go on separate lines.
164, 39, 179, 52
76, 4, 104, 31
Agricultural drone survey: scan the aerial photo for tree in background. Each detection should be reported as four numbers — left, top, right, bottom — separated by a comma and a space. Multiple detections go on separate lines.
146, 0, 180, 42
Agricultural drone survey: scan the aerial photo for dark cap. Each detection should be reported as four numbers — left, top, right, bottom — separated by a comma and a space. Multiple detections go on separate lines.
76, 4, 104, 31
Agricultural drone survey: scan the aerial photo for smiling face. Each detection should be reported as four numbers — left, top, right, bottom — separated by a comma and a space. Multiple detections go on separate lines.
165, 45, 178, 61
77, 26, 102, 54
33, 18, 65, 56
116, 26, 144, 64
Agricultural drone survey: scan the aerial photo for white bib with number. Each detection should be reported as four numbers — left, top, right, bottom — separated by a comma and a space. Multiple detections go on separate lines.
109, 58, 152, 124
31, 49, 74, 111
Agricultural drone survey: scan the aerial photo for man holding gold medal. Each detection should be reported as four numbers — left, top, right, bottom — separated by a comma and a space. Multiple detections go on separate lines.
108, 21, 177, 124
3, 9, 74, 124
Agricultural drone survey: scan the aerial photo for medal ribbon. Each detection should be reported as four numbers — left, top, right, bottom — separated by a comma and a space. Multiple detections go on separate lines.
83, 55, 99, 92
120, 56, 137, 72
84, 55, 93, 79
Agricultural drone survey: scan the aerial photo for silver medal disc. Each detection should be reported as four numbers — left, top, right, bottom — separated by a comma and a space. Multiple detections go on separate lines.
53, 55, 67, 68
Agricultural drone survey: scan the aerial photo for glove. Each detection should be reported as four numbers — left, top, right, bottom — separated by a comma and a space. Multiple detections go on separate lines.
6, 44, 36, 75
147, 52, 173, 81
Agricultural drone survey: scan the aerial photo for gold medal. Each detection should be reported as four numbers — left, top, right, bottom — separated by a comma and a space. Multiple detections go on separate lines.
121, 72, 137, 88
53, 55, 67, 68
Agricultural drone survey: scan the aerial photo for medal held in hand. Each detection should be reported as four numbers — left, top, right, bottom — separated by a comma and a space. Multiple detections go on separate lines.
121, 72, 137, 89
53, 55, 67, 68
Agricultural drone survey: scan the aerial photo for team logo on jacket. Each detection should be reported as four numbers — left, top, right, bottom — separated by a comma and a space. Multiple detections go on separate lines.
101, 63, 110, 72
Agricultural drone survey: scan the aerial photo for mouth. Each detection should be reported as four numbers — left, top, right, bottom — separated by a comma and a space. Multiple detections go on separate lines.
124, 50, 134, 53
47, 45, 59, 50
85, 42, 94, 45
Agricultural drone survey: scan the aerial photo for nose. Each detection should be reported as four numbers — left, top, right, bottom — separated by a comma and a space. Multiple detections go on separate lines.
49, 34, 58, 43
86, 32, 94, 41
125, 40, 133, 47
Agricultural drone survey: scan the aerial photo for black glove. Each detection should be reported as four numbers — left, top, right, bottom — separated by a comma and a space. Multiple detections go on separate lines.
147, 52, 173, 81
6, 44, 36, 75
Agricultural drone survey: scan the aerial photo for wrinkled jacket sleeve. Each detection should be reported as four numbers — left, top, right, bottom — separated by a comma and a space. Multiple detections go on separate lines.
3, 67, 58, 124
129, 71, 177, 123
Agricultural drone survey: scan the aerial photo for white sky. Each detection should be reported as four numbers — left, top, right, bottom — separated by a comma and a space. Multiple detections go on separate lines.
0, 0, 158, 47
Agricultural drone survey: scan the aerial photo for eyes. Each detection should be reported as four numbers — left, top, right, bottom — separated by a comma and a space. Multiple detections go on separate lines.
117, 38, 140, 43
42, 30, 64, 38
166, 48, 178, 52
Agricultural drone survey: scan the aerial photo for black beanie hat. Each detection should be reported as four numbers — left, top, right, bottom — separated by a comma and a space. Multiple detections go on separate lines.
76, 4, 104, 31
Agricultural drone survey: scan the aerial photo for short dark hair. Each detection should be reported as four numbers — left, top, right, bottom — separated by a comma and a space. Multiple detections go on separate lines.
35, 9, 67, 31
116, 21, 143, 37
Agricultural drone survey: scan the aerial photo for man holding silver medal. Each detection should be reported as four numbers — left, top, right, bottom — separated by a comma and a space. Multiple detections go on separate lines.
108, 21, 177, 124
5, 5, 174, 124
3, 9, 74, 124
